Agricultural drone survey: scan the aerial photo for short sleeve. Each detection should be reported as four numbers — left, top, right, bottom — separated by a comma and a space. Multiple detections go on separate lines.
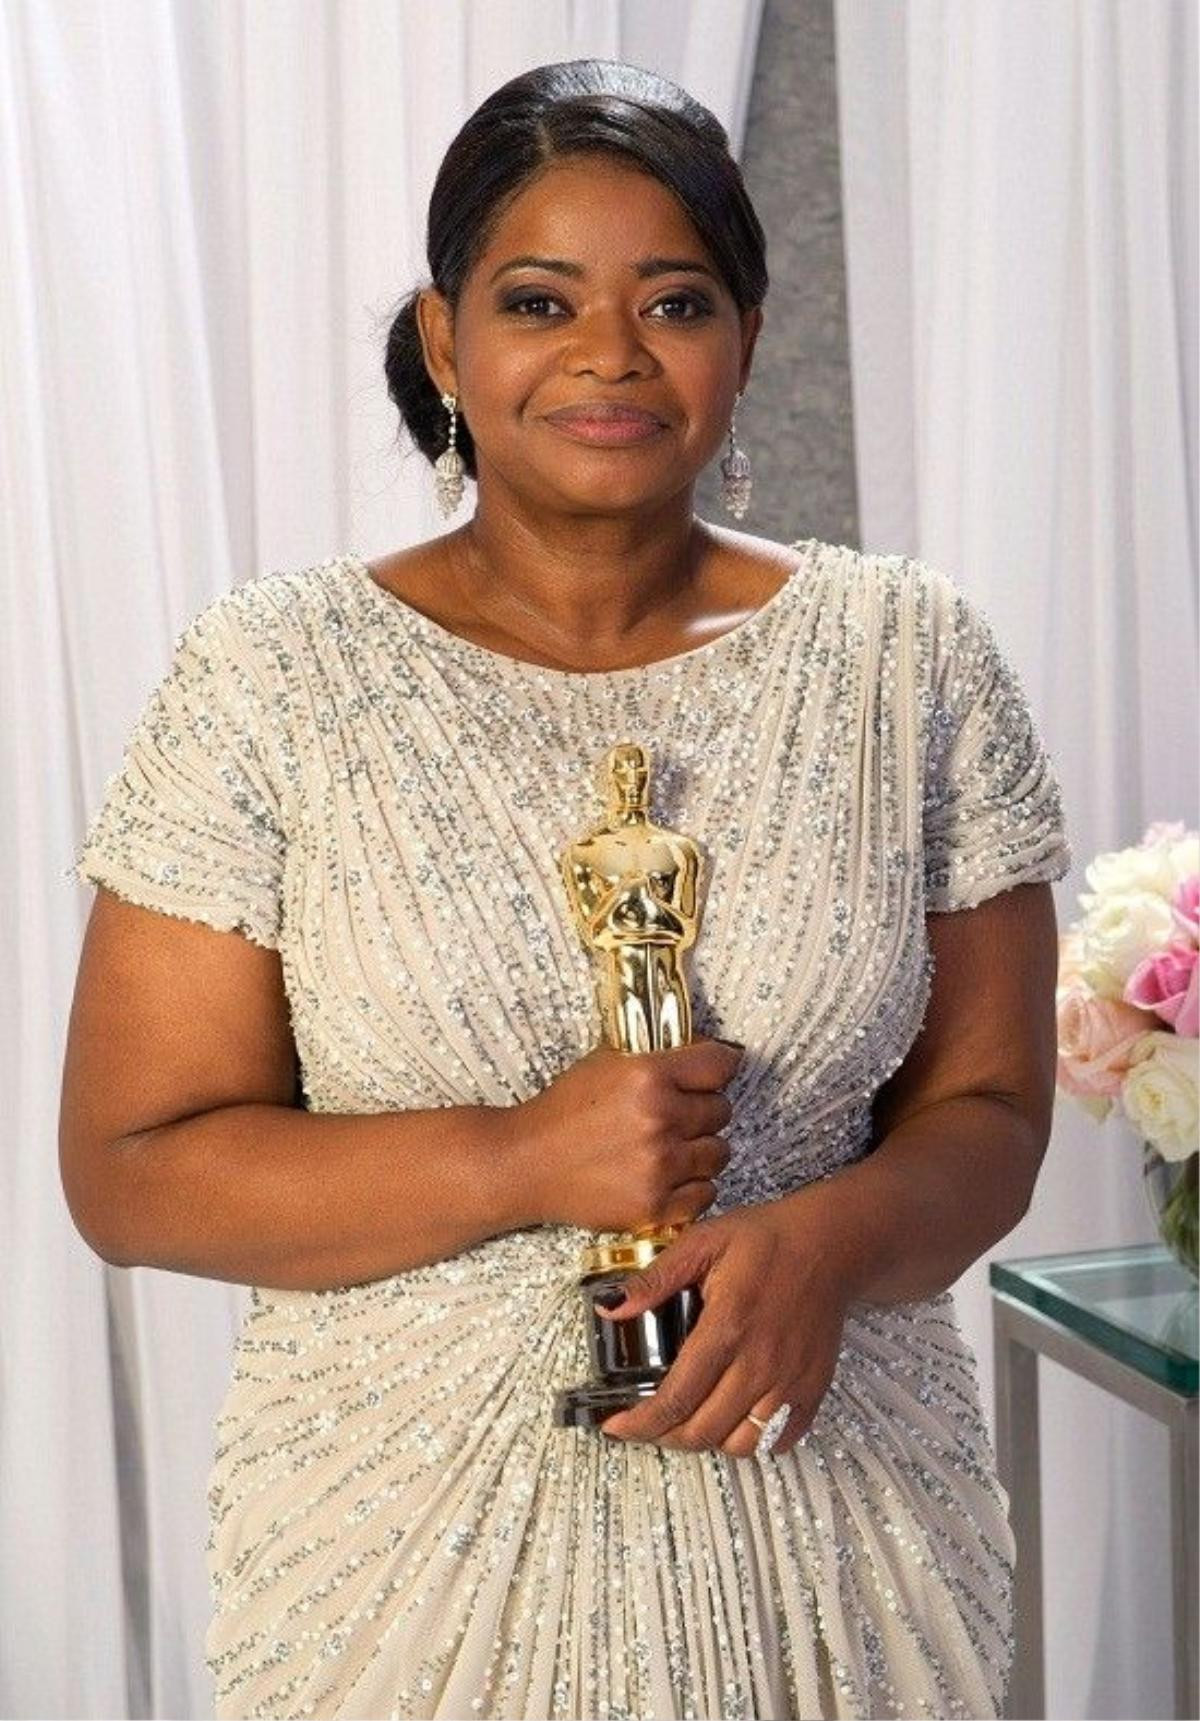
65, 590, 287, 948
921, 565, 1072, 912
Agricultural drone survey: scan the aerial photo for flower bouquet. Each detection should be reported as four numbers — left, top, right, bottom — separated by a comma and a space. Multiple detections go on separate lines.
1055, 821, 1199, 1277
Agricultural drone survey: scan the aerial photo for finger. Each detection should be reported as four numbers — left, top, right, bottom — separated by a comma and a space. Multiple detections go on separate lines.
761, 1400, 812, 1458
591, 1229, 716, 1321
658, 1177, 719, 1227
718, 1389, 802, 1459
598, 1313, 738, 1444
671, 1089, 734, 1137
628, 1356, 769, 1453
657, 1038, 745, 1091
684, 1135, 731, 1182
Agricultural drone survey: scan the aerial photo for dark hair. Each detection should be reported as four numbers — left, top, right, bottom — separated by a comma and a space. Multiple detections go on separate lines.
383, 59, 768, 481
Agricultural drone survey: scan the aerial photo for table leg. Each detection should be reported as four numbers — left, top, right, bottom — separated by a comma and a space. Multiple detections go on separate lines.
994, 1300, 1045, 1721
1170, 1395, 1197, 1720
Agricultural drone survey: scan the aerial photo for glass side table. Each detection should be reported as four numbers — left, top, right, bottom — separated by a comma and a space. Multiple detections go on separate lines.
991, 1244, 1198, 1720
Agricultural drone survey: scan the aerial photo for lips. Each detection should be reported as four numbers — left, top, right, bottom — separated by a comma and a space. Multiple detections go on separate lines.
542, 402, 669, 447
545, 403, 666, 428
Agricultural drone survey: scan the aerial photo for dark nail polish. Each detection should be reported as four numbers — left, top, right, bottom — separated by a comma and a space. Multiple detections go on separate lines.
593, 1286, 627, 1310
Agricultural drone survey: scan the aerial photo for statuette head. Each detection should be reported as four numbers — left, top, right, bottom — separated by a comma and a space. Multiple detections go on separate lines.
604, 742, 649, 813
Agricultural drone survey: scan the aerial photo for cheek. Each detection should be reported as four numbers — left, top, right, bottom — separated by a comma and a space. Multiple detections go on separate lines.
673, 368, 727, 425
661, 340, 740, 431
456, 328, 542, 419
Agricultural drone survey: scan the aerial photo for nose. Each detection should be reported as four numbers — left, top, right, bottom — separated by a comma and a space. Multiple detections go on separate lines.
565, 305, 657, 381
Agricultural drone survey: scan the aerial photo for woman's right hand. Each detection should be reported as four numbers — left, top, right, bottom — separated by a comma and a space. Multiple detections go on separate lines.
507, 1037, 744, 1234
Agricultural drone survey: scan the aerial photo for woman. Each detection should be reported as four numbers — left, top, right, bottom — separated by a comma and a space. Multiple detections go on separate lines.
62, 59, 1072, 1721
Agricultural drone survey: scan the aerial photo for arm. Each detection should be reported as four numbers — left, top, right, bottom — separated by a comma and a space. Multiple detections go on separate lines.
60, 889, 533, 1291
790, 881, 1060, 1306
91, 1102, 530, 1291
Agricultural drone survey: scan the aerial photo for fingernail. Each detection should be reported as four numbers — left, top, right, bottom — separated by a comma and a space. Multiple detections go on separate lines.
716, 1037, 746, 1051
593, 1287, 627, 1311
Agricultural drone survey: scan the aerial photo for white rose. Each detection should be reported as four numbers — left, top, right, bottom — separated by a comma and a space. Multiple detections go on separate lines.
1121, 1032, 1199, 1161
1076, 892, 1178, 998
1086, 843, 1175, 903
1167, 833, 1200, 880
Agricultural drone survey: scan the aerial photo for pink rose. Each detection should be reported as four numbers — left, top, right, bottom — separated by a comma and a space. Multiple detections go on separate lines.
1170, 874, 1199, 944
1125, 941, 1199, 1036
1056, 987, 1158, 1097
1179, 964, 1200, 1036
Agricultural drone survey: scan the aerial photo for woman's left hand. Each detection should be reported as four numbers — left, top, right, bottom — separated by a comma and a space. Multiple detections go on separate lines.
593, 1191, 856, 1458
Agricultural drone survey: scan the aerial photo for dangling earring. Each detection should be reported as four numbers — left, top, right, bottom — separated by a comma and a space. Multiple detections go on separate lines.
720, 390, 752, 519
434, 391, 466, 518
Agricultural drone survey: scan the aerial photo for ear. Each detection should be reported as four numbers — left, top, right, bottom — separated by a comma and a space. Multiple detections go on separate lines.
737, 305, 764, 393
416, 286, 457, 398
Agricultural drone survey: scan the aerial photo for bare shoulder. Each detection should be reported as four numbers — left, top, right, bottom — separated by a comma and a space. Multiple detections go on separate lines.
361, 535, 453, 605
360, 534, 483, 634
695, 521, 815, 612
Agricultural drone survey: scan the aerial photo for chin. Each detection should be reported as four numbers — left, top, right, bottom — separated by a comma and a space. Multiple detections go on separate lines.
550, 482, 680, 516
546, 455, 686, 500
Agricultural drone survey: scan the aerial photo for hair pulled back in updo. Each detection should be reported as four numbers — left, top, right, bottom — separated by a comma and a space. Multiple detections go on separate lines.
383, 59, 768, 482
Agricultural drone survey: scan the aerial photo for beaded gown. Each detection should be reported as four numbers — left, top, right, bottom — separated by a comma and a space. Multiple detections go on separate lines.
69, 537, 1072, 1721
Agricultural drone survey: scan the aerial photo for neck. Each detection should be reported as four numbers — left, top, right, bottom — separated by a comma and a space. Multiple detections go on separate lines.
447, 485, 713, 656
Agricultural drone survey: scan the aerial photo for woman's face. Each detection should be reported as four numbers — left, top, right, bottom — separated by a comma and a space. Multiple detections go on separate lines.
418, 154, 762, 516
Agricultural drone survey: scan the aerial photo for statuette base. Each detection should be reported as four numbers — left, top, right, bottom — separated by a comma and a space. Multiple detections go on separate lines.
553, 1266, 703, 1429
554, 1374, 664, 1427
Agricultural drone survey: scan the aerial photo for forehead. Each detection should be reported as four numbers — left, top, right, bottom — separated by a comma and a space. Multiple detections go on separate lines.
476, 155, 709, 264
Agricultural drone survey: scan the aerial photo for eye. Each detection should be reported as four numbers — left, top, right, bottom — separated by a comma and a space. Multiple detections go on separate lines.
648, 293, 713, 321
500, 292, 567, 318
498, 290, 713, 322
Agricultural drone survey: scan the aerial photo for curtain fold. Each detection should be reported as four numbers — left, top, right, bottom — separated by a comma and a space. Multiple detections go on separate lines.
10, 1, 1192, 1715
834, 3, 1197, 1716
1, 6, 764, 1716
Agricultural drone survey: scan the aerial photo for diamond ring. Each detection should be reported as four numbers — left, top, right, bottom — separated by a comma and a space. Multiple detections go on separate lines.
745, 1403, 791, 1455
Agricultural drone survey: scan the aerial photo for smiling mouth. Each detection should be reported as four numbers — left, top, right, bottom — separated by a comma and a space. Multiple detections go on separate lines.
543, 408, 668, 445
545, 404, 665, 426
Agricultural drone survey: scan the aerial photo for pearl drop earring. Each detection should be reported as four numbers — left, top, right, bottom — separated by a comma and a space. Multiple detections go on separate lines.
434, 392, 465, 518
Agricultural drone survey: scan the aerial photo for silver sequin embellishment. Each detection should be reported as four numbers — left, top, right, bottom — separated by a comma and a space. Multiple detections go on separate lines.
67, 539, 1071, 1719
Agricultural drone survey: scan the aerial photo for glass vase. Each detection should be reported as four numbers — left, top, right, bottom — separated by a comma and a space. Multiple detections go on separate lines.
1141, 1143, 1198, 1279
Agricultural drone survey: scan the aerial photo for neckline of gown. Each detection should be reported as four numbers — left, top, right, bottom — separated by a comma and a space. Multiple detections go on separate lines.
341, 537, 820, 683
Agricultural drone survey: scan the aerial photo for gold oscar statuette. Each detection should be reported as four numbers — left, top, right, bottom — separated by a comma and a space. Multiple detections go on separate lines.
553, 741, 709, 1428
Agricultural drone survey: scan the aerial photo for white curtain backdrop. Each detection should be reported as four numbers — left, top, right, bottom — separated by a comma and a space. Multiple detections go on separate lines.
835, 2, 1197, 1717
0, 5, 764, 1717
6, 0, 1196, 1717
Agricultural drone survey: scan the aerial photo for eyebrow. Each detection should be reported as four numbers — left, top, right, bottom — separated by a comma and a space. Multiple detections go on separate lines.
488, 255, 719, 286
